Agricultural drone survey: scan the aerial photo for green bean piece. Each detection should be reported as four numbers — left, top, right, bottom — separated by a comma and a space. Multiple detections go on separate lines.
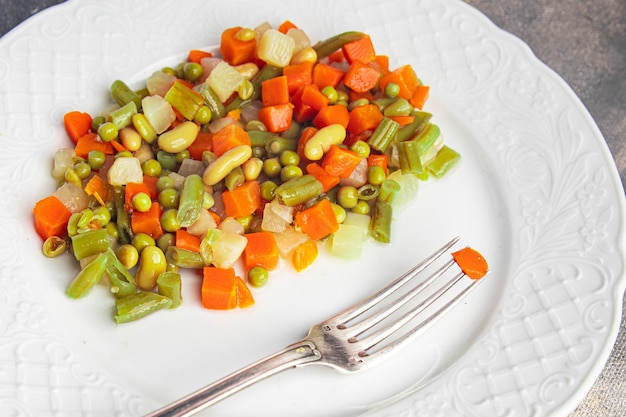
157, 272, 182, 308
198, 84, 226, 120
166, 246, 204, 269
396, 140, 424, 175
369, 200, 392, 243
357, 184, 380, 201
225, 166, 245, 191
226, 65, 282, 112
156, 233, 176, 253
42, 236, 67, 258
383, 98, 412, 117
111, 79, 142, 110
248, 130, 273, 147
413, 123, 442, 157
427, 145, 461, 178
177, 174, 203, 227
265, 136, 297, 156
66, 252, 108, 299
104, 248, 137, 299
71, 229, 110, 261
367, 117, 399, 153
379, 179, 401, 205
199, 229, 220, 265
156, 151, 177, 171
274, 174, 324, 206
114, 186, 132, 244
313, 31, 365, 59
113, 292, 172, 324
164, 81, 205, 120
110, 101, 138, 130
396, 111, 432, 142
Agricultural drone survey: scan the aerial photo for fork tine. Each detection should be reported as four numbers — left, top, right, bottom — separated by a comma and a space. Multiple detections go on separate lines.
330, 236, 460, 326
361, 274, 484, 361
345, 258, 457, 339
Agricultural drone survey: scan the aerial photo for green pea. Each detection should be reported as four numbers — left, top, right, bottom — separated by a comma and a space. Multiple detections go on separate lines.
176, 150, 190, 163
91, 115, 105, 132
182, 62, 203, 83
337, 90, 349, 103
252, 146, 266, 159
156, 233, 175, 253
156, 176, 175, 192
132, 233, 156, 253
279, 150, 300, 167
246, 120, 267, 132
248, 266, 269, 287
142, 159, 162, 177
280, 165, 303, 182
348, 98, 369, 111
350, 141, 370, 158
97, 122, 118, 142
87, 150, 106, 170
132, 192, 152, 212
237, 79, 254, 100
74, 161, 92, 180
160, 209, 180, 232
156, 151, 177, 171
367, 165, 386, 186
260, 180, 277, 201
117, 244, 139, 269
194, 105, 212, 125
384, 82, 400, 98
352, 200, 370, 215
105, 222, 119, 239
161, 67, 176, 76
330, 202, 346, 224
263, 157, 282, 178
158, 188, 180, 209
337, 185, 359, 209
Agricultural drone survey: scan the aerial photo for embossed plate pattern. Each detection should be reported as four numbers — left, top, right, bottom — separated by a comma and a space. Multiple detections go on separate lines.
1, 0, 624, 416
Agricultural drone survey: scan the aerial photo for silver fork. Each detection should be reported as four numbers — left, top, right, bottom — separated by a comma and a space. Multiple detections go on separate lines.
145, 236, 487, 417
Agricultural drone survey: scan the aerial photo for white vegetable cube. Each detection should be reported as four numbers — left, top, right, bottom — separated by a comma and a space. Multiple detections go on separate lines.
107, 157, 143, 186
330, 224, 366, 259
257, 29, 295, 67
142, 95, 175, 134
211, 231, 248, 269
207, 61, 244, 103
286, 28, 311, 53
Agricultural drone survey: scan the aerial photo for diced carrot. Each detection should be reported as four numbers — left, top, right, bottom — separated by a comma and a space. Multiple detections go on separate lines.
261, 75, 290, 106
306, 162, 340, 192
222, 180, 261, 218
297, 126, 318, 163
110, 140, 127, 154
202, 267, 238, 310
258, 103, 294, 133
292, 240, 318, 272
124, 181, 152, 211
84, 175, 111, 203
371, 55, 390, 74
312, 104, 350, 129
387, 115, 415, 126
367, 153, 388, 174
187, 49, 213, 64
187, 131, 213, 160
227, 108, 241, 121
342, 34, 376, 64
343, 60, 381, 93
176, 229, 202, 253
63, 111, 92, 144
347, 103, 384, 135
220, 26, 256, 66
300, 84, 330, 111
74, 133, 114, 159
243, 231, 279, 271
452, 247, 489, 279
208, 210, 222, 225
131, 203, 163, 239
312, 63, 345, 89
33, 195, 72, 240
327, 49, 346, 64
142, 174, 159, 200
321, 145, 364, 178
291, 86, 317, 123
278, 20, 298, 34
379, 65, 420, 100
211, 124, 251, 157
295, 198, 339, 241
283, 61, 313, 94
235, 276, 255, 308
410, 85, 430, 110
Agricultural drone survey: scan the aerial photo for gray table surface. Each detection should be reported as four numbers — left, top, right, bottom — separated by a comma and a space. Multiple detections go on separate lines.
1, 1, 624, 416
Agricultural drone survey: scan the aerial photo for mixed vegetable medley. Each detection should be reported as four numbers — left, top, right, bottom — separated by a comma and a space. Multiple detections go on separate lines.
33, 21, 460, 324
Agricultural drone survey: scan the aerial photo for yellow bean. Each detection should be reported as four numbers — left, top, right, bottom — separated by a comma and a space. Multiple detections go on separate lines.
119, 126, 142, 151
203, 145, 252, 185
290, 47, 318, 65
135, 246, 167, 291
303, 124, 346, 161
242, 157, 263, 181
132, 113, 157, 143
157, 121, 199, 153
234, 62, 259, 80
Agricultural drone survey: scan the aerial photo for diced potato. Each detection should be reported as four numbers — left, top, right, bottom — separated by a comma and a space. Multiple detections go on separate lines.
274, 225, 308, 258
286, 28, 311, 53
186, 209, 217, 237
257, 29, 295, 67
53, 182, 90, 213
146, 70, 176, 97
206, 61, 244, 103
211, 230, 247, 268
107, 157, 143, 186
52, 148, 75, 182
142, 95, 175, 134
261, 199, 294, 233
330, 224, 365, 259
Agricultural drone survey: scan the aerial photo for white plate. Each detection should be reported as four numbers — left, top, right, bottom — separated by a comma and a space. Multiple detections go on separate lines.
1, 0, 624, 416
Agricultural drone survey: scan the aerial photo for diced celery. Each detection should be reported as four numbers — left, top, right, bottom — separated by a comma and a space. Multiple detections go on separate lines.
427, 145, 461, 178
164, 81, 205, 120
142, 95, 176, 134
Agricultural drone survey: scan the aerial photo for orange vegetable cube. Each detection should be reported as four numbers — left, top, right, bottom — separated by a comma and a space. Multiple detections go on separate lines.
243, 232, 279, 271
261, 75, 290, 106
202, 267, 239, 310
33, 195, 72, 240
211, 124, 251, 157
295, 198, 339, 241
258, 103, 294, 133
222, 180, 261, 218
220, 26, 256, 66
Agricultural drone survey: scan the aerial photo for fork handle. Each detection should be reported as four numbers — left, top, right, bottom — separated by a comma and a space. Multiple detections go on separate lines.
144, 340, 321, 417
